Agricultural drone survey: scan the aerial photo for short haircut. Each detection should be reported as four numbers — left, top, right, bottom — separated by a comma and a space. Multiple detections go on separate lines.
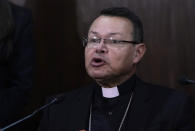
100, 7, 143, 43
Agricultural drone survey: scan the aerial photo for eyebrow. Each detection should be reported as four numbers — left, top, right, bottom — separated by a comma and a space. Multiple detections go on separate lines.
88, 31, 98, 35
89, 31, 122, 36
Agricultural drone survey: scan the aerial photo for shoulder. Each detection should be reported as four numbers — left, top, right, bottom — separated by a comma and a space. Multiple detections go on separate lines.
136, 77, 193, 104
10, 3, 32, 30
63, 85, 93, 98
148, 82, 189, 98
49, 85, 93, 104
10, 3, 32, 18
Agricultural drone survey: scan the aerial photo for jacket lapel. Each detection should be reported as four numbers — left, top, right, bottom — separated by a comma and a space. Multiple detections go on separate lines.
68, 86, 94, 131
125, 78, 153, 131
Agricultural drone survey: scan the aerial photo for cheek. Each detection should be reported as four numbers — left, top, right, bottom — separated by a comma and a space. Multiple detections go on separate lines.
85, 48, 92, 65
109, 49, 134, 69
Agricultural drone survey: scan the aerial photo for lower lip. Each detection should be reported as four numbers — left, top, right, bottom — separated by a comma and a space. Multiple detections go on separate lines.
91, 60, 105, 67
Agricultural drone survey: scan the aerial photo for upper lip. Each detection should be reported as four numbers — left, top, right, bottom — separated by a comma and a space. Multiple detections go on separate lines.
92, 56, 105, 62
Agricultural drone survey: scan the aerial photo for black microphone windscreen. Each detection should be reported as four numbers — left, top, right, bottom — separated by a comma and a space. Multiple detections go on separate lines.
179, 76, 189, 85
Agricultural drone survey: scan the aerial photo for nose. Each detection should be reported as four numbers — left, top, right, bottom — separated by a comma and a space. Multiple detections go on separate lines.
95, 39, 108, 53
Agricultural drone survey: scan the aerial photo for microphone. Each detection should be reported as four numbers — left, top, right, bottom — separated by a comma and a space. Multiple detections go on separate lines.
179, 76, 195, 85
0, 94, 64, 131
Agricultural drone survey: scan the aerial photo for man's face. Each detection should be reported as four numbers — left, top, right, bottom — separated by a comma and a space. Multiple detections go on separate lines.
85, 15, 143, 83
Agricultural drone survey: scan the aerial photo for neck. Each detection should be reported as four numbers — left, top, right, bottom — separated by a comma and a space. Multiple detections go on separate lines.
96, 70, 136, 88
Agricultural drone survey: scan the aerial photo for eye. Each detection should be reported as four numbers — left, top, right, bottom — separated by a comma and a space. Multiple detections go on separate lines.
88, 38, 100, 43
111, 39, 119, 44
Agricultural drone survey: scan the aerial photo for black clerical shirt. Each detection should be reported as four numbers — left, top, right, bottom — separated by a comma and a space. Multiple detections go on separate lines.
91, 75, 136, 131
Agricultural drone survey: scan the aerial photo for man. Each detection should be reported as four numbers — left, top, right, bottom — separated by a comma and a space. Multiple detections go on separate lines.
0, 0, 33, 127
38, 7, 195, 131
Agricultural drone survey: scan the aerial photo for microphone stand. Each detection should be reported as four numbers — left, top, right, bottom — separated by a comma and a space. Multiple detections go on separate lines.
0, 98, 58, 131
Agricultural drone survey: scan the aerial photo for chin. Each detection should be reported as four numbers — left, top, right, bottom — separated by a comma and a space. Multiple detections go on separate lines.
88, 71, 108, 80
89, 73, 106, 79
86, 67, 112, 79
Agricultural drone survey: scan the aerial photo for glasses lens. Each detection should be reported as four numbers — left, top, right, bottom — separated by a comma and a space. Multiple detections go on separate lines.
88, 38, 101, 43
104, 39, 119, 44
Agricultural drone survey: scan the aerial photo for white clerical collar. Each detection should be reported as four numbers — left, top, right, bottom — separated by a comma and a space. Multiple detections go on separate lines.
101, 86, 119, 98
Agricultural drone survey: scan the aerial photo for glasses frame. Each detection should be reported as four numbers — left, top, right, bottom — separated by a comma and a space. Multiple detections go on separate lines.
82, 37, 140, 47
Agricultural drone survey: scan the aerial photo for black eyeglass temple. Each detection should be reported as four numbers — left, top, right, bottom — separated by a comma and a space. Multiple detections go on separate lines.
119, 40, 140, 44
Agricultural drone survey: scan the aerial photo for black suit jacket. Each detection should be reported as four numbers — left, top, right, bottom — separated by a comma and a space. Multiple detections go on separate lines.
38, 77, 195, 131
0, 2, 33, 126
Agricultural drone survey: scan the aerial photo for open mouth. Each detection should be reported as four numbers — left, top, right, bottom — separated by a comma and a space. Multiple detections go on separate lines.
91, 57, 105, 67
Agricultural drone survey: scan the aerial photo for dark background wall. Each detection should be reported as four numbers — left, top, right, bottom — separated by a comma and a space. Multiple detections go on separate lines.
30, 0, 195, 103
11, 0, 195, 130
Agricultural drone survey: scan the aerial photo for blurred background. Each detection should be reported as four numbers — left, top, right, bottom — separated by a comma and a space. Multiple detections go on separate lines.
8, 0, 195, 130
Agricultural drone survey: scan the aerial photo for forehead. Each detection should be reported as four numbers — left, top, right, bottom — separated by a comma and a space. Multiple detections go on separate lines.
88, 15, 133, 37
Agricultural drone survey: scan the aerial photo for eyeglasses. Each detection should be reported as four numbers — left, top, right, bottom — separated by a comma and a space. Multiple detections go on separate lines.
82, 37, 139, 48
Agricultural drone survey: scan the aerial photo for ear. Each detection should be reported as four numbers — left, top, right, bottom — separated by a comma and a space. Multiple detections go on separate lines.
133, 43, 146, 64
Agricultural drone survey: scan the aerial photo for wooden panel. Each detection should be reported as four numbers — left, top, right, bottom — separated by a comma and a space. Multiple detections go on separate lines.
18, 0, 195, 130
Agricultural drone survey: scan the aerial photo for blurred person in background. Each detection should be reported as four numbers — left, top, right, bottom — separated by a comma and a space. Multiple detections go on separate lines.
0, 0, 34, 127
